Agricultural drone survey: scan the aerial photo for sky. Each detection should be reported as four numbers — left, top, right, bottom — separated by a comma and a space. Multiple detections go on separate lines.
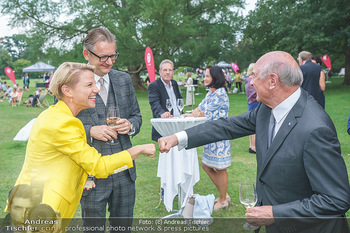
0, 0, 257, 38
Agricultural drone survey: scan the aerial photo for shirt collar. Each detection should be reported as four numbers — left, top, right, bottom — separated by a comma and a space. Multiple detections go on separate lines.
94, 73, 109, 85
160, 77, 172, 88
272, 88, 301, 123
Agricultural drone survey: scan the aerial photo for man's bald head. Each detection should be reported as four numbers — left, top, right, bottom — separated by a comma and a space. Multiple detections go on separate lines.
255, 51, 303, 87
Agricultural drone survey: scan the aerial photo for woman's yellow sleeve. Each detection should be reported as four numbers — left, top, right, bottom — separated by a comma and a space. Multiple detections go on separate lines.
53, 118, 133, 178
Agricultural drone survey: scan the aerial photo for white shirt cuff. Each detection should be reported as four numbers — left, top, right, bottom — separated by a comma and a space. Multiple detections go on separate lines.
175, 131, 188, 151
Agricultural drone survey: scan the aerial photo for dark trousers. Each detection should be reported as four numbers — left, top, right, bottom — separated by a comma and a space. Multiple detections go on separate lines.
236, 82, 242, 92
80, 171, 135, 233
32, 94, 39, 106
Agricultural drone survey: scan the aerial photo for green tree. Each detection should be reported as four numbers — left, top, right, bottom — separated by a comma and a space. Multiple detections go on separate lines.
0, 48, 13, 77
1, 0, 244, 90
13, 59, 32, 79
244, 0, 350, 84
1, 35, 29, 61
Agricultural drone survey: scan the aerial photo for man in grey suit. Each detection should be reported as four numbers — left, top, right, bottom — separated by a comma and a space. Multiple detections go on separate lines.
76, 28, 142, 232
159, 51, 350, 232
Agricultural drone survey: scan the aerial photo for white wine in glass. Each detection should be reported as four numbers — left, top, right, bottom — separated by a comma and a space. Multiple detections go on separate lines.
166, 99, 172, 112
106, 107, 120, 144
239, 181, 259, 231
177, 99, 184, 116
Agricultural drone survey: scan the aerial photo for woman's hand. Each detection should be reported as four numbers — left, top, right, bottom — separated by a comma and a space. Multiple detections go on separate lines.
192, 108, 204, 117
128, 144, 156, 159
141, 144, 156, 157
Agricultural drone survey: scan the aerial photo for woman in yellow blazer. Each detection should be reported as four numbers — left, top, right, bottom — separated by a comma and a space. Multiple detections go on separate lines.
8, 62, 155, 223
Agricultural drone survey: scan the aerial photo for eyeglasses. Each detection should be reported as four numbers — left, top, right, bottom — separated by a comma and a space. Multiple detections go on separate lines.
88, 49, 119, 62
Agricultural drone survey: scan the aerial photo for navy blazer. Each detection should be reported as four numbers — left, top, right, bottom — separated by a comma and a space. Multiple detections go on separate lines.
300, 60, 325, 108
185, 89, 350, 233
148, 78, 183, 141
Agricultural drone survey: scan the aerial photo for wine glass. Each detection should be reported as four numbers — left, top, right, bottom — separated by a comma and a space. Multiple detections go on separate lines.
166, 99, 172, 113
177, 99, 184, 117
106, 107, 120, 144
239, 181, 259, 231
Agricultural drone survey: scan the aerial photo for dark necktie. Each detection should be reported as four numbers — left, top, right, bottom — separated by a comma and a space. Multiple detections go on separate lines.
268, 113, 275, 148
98, 78, 107, 105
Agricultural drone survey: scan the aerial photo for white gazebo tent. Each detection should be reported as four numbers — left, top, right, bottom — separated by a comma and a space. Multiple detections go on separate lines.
216, 61, 232, 68
22, 62, 56, 73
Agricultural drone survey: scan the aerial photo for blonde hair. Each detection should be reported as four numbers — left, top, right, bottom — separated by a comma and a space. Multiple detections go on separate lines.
247, 63, 255, 76
186, 72, 192, 79
49, 62, 95, 100
298, 51, 312, 61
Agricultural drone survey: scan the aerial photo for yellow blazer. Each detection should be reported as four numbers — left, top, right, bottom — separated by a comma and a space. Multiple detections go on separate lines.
14, 101, 133, 218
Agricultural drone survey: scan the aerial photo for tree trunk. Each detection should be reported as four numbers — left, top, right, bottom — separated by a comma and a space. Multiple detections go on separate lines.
127, 65, 147, 91
343, 45, 350, 85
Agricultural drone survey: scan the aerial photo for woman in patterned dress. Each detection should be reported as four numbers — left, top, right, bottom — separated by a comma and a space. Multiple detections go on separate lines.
185, 65, 231, 210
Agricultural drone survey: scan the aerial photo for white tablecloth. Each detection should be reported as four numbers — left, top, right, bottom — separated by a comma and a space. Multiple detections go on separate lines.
13, 118, 37, 141
151, 117, 206, 212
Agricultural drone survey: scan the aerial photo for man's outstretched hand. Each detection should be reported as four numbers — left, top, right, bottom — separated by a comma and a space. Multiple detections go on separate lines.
158, 135, 179, 153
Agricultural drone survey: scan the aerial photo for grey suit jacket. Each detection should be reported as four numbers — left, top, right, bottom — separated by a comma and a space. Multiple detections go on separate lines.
76, 69, 142, 181
185, 89, 350, 233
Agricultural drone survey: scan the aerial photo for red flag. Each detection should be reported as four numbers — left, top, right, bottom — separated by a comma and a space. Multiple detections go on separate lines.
321, 54, 332, 69
4, 67, 16, 85
230, 62, 239, 73
144, 47, 155, 83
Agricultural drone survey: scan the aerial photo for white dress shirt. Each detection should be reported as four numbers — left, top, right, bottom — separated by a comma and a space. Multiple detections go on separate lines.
161, 78, 181, 117
271, 88, 301, 138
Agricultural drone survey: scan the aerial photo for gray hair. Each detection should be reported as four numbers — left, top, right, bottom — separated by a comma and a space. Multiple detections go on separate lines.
260, 61, 303, 86
83, 28, 116, 51
159, 59, 174, 70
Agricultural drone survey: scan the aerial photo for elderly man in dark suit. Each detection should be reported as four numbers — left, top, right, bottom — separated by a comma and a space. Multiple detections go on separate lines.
76, 28, 142, 233
298, 51, 325, 108
159, 51, 350, 233
148, 59, 183, 141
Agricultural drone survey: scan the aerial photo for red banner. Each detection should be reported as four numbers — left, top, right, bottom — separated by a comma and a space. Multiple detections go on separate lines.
144, 47, 155, 83
321, 54, 332, 69
230, 62, 239, 73
4, 67, 16, 85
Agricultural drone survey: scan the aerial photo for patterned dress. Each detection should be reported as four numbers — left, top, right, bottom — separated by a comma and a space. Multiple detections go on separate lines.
198, 87, 231, 170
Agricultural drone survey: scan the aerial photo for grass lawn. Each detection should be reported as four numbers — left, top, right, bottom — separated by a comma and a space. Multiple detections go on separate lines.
0, 77, 349, 228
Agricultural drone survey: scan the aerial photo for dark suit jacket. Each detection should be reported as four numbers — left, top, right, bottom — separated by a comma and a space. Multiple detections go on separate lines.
185, 89, 350, 233
300, 60, 325, 108
148, 78, 183, 141
76, 69, 142, 181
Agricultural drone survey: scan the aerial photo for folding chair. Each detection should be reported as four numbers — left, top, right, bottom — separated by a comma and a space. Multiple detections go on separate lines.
17, 92, 23, 106
36, 90, 50, 108
8, 91, 23, 106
